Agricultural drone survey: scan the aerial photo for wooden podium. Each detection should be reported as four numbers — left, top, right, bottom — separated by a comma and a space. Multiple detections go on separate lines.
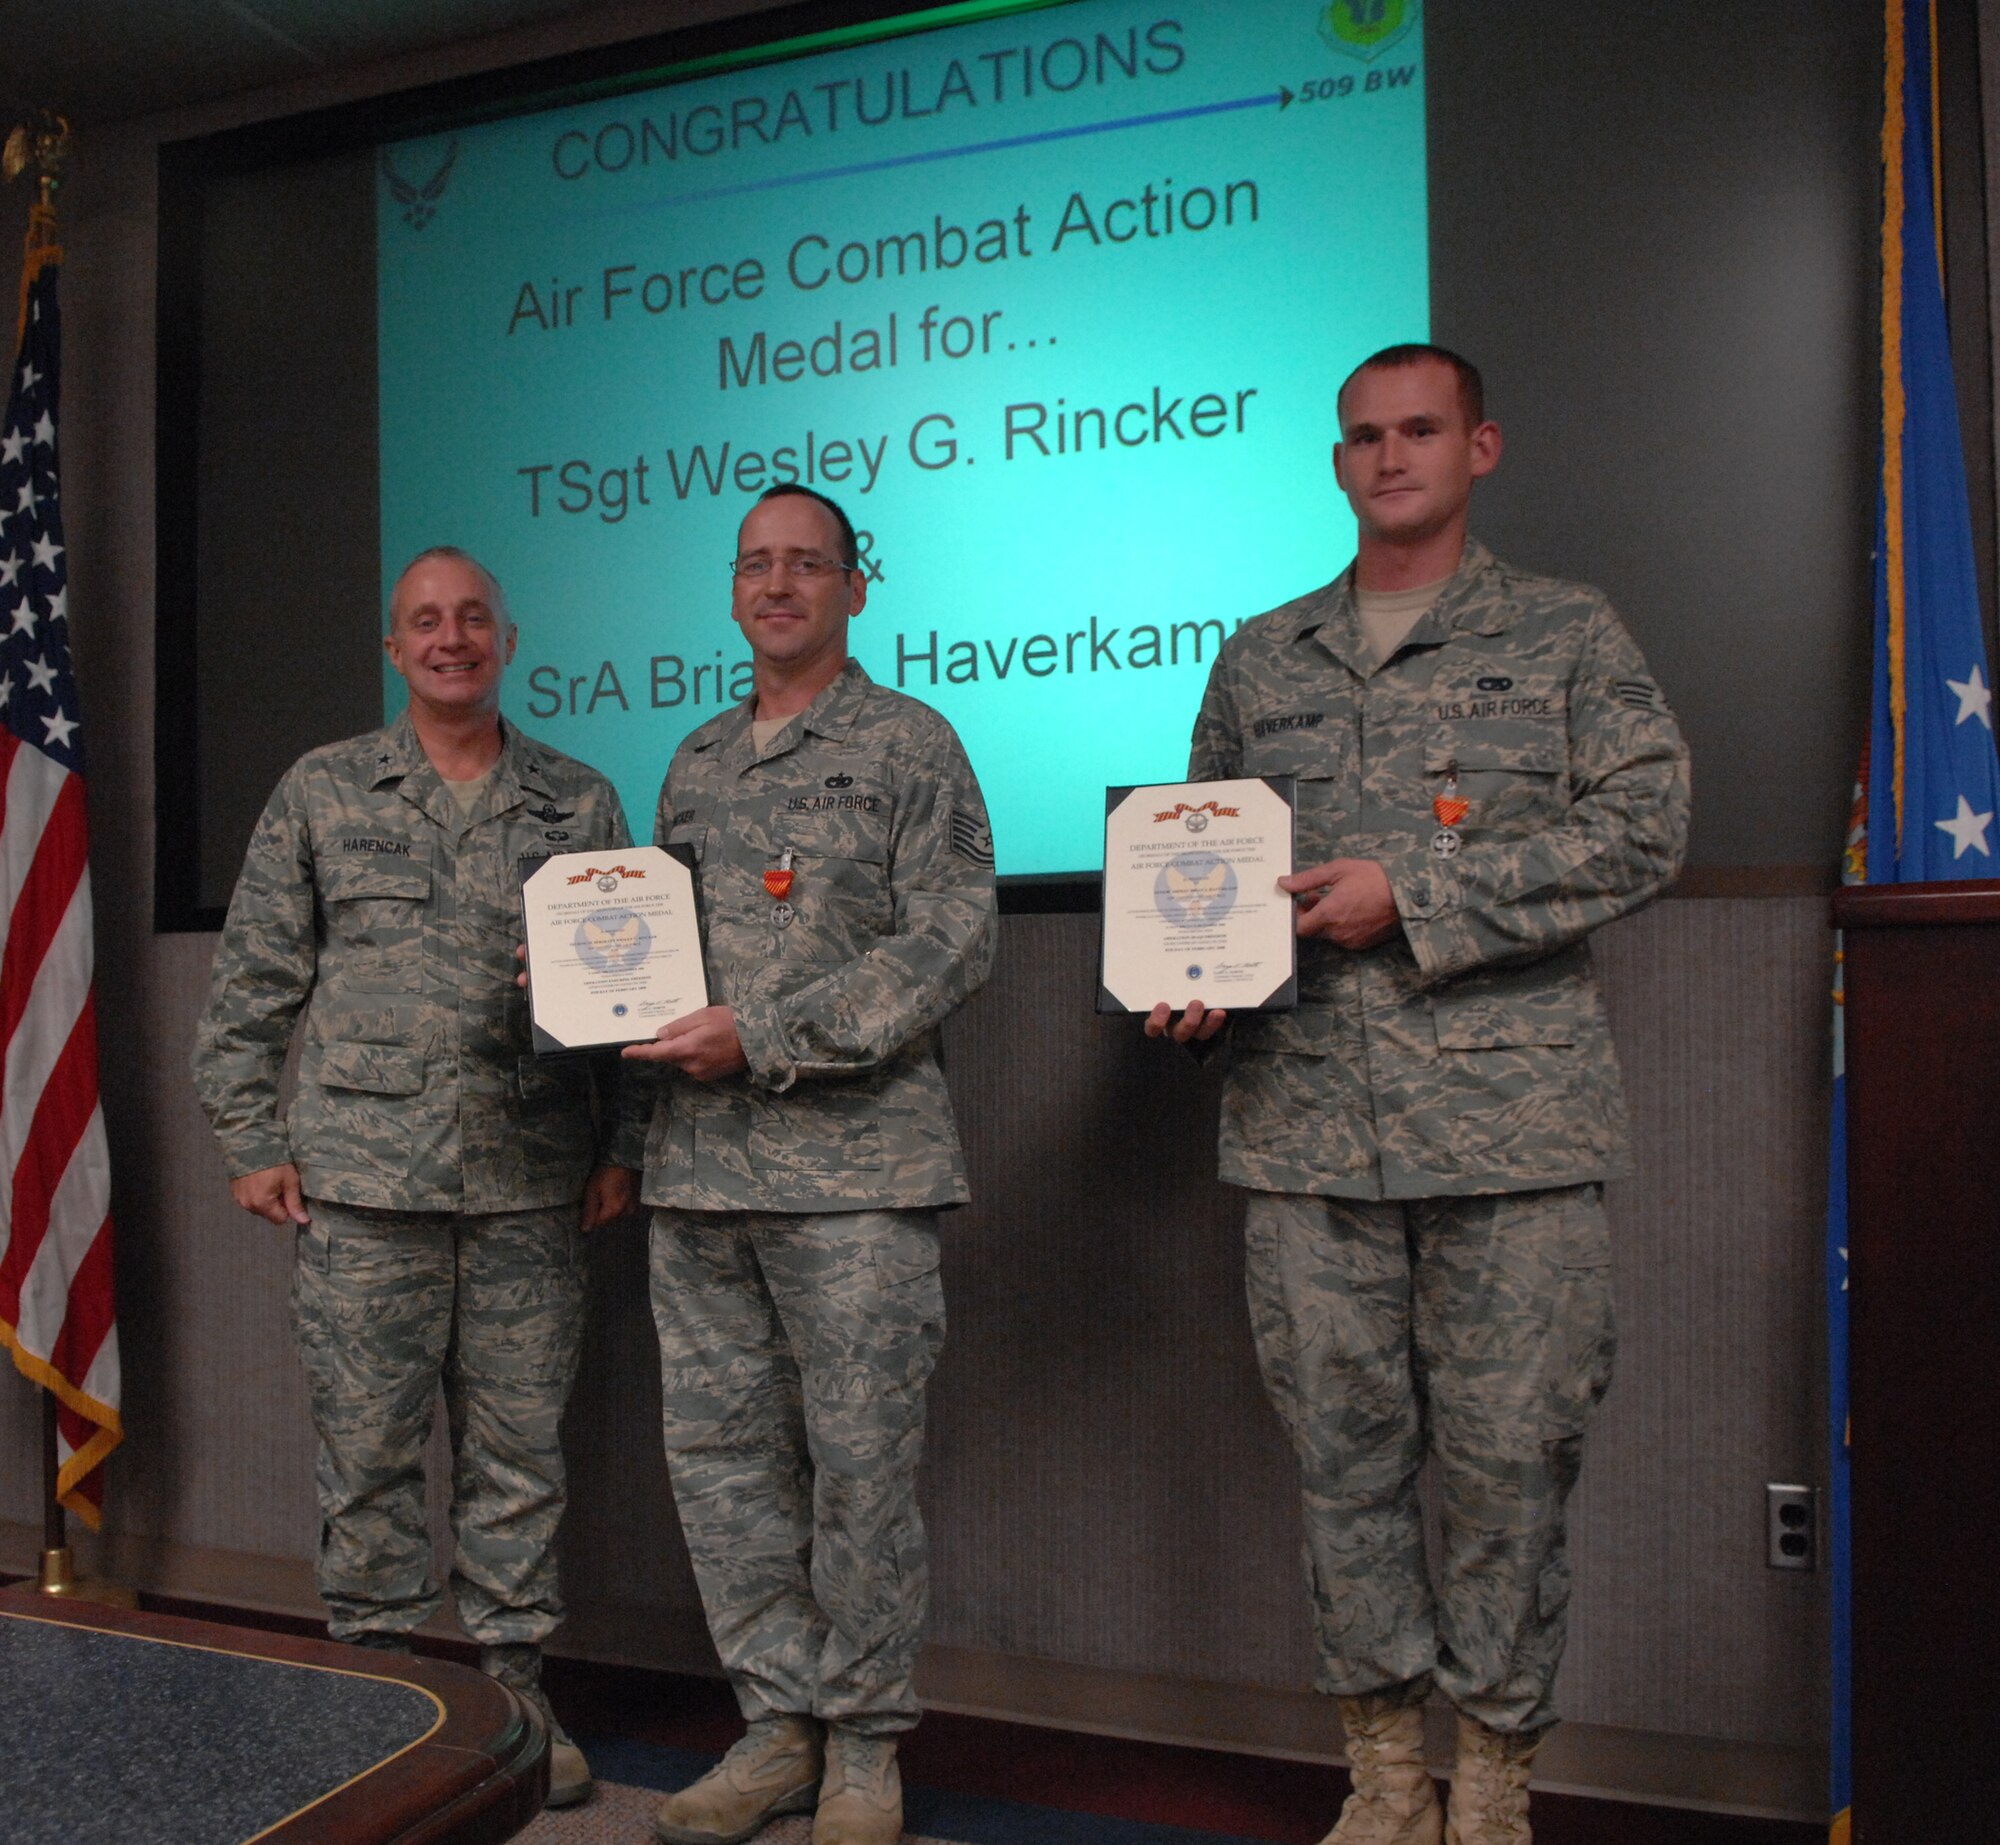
1833, 880, 2000, 1840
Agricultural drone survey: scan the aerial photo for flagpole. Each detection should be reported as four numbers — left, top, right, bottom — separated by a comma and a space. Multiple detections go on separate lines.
31, 1390, 129, 1602
2, 115, 133, 1610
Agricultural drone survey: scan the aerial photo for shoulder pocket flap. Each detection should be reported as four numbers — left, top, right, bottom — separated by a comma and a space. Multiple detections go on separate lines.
1230, 1004, 1335, 1055
771, 810, 888, 863
320, 856, 431, 900
316, 1040, 426, 1095
1431, 990, 1575, 1051
1426, 738, 1563, 776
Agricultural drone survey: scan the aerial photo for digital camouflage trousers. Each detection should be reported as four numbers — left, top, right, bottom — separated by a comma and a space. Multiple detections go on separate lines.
1244, 1184, 1616, 1734
650, 1206, 945, 1736
291, 1200, 587, 1646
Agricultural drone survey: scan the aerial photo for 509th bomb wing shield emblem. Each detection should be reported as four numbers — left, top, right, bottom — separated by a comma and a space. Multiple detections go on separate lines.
381, 139, 459, 230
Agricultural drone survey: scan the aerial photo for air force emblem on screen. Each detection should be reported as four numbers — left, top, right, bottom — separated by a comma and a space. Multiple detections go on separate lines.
1319, 0, 1418, 62
381, 140, 460, 230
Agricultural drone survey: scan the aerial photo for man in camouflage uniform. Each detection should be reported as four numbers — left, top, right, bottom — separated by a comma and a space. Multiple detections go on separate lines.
1151, 347, 1689, 1845
632, 485, 995, 1845
192, 547, 640, 1809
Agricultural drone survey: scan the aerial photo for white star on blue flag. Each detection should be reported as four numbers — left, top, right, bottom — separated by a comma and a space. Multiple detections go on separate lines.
0, 264, 85, 778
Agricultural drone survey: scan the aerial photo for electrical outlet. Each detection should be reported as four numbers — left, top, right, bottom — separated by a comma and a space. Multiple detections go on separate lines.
1767, 1483, 1816, 1570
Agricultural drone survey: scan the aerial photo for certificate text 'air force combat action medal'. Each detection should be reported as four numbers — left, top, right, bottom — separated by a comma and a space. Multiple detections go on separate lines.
521, 845, 708, 1053
1097, 778, 1297, 1014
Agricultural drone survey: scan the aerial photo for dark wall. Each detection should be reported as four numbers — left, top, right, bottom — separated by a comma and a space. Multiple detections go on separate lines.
1429, 1, 1880, 870
183, 150, 379, 914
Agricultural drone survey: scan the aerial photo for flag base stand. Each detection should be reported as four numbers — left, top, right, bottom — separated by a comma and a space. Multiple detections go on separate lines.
34, 1389, 136, 1607
36, 1543, 137, 1608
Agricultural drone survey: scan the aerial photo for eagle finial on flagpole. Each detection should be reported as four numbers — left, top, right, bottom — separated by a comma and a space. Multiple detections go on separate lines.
5, 114, 69, 352
4, 111, 72, 208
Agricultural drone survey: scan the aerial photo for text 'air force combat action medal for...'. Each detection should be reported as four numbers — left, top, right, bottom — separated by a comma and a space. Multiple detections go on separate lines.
521, 845, 708, 1053
1096, 777, 1298, 1015
1432, 759, 1469, 860
764, 848, 795, 928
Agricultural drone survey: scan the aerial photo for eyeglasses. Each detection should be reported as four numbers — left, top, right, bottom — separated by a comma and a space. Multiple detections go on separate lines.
729, 553, 854, 580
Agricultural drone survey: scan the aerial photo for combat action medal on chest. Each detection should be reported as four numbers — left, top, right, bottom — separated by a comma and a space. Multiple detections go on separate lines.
764, 848, 796, 927
1432, 760, 1469, 860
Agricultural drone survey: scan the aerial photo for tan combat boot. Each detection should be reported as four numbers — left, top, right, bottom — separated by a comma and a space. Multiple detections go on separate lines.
1323, 1693, 1442, 1845
543, 1721, 593, 1807
1443, 1714, 1540, 1845
655, 1714, 823, 1845
479, 1642, 592, 1809
812, 1729, 903, 1845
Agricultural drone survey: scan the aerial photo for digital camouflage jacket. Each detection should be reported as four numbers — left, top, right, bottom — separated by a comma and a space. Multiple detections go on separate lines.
1189, 541, 1691, 1199
643, 660, 997, 1214
193, 712, 637, 1211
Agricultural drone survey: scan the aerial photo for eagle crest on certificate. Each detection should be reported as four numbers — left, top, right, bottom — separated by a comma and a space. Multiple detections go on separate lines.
1158, 854, 1237, 926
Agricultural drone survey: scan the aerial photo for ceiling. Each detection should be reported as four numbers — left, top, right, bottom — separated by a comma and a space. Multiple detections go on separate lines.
0, 0, 623, 129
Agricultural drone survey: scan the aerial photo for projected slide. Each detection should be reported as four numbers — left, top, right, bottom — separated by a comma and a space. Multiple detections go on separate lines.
378, 0, 1427, 878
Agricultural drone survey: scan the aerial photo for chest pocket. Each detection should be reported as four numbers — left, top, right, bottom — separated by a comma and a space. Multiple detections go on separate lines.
771, 809, 889, 867
317, 853, 430, 986
1288, 774, 1356, 866
1424, 735, 1566, 832
664, 826, 711, 942
665, 822, 709, 864
769, 808, 892, 950
1240, 708, 1353, 863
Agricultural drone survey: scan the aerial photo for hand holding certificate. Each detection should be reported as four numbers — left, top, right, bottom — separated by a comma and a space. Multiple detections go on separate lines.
1098, 778, 1297, 1015
521, 845, 708, 1053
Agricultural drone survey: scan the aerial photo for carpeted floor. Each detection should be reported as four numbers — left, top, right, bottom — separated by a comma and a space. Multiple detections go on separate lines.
516, 1720, 1821, 1845
523, 1738, 1278, 1845
535, 1660, 1821, 1845
101, 1598, 1819, 1845
521, 1781, 803, 1845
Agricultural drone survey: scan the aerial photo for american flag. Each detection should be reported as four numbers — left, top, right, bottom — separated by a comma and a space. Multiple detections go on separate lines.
0, 211, 121, 1526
